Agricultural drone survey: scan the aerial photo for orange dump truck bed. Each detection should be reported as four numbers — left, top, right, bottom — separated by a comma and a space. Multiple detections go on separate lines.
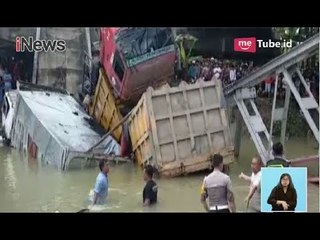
127, 80, 234, 177
89, 69, 123, 142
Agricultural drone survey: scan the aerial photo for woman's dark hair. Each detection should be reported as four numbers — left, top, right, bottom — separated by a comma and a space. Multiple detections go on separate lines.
277, 173, 295, 190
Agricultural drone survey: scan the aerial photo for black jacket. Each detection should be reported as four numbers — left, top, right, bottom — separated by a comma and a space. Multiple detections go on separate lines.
267, 186, 297, 211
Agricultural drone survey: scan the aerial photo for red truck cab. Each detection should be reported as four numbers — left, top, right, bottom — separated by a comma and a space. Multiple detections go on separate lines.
100, 27, 176, 104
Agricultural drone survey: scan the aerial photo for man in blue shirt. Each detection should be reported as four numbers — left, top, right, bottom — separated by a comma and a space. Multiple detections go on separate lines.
92, 159, 109, 205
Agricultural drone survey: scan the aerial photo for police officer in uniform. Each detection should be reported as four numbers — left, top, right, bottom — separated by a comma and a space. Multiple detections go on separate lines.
200, 154, 236, 213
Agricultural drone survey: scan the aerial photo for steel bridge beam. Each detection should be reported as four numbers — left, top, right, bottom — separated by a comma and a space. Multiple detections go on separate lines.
224, 33, 319, 97
227, 33, 319, 161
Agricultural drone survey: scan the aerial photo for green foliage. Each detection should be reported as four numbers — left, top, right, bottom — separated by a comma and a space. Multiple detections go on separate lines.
273, 27, 319, 53
270, 105, 310, 137
175, 34, 198, 68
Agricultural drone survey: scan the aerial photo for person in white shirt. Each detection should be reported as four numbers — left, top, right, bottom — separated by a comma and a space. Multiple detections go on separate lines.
229, 65, 237, 82
239, 155, 263, 212
213, 64, 222, 80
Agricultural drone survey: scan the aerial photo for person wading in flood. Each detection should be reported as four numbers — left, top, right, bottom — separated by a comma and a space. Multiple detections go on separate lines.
200, 154, 236, 213
266, 142, 291, 167
90, 159, 109, 207
143, 165, 158, 207
239, 155, 263, 212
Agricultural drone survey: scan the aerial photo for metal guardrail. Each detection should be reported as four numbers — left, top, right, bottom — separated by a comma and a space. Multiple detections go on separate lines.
224, 33, 319, 96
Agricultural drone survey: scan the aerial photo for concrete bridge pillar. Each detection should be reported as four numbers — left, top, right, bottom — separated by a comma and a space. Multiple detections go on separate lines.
37, 28, 86, 96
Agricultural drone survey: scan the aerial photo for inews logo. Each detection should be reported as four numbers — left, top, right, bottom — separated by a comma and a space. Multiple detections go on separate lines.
16, 36, 66, 52
234, 37, 295, 53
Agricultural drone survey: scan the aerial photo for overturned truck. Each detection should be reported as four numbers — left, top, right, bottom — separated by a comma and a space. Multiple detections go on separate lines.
88, 70, 234, 177
127, 80, 234, 177
9, 87, 120, 170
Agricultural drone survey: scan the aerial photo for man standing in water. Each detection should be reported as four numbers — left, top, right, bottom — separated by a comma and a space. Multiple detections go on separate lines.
143, 165, 158, 207
239, 155, 263, 212
91, 159, 109, 206
200, 154, 236, 213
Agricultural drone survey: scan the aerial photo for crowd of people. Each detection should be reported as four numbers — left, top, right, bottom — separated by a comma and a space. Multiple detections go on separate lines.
186, 57, 319, 103
0, 57, 26, 106
256, 63, 319, 102
185, 57, 258, 86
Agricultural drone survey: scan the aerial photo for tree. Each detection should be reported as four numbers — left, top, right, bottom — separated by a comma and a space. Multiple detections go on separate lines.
273, 27, 319, 53
175, 34, 198, 69
274, 27, 319, 68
